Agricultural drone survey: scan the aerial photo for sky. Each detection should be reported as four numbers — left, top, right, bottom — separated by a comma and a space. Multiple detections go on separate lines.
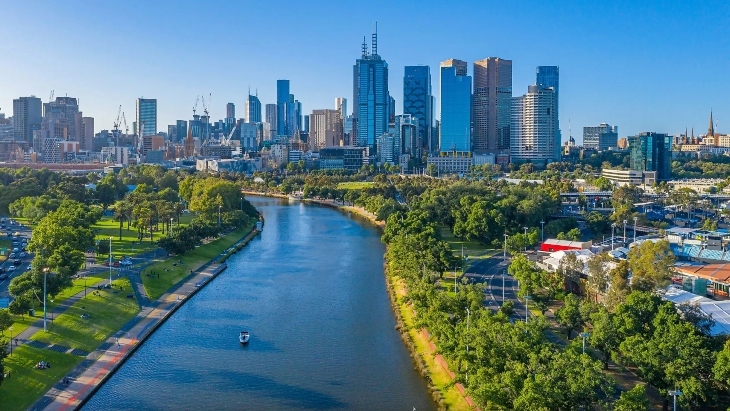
0, 0, 728, 143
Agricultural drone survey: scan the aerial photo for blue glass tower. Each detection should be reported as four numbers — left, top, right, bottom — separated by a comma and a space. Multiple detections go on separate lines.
439, 59, 471, 153
403, 66, 433, 153
629, 132, 672, 181
276, 80, 290, 136
353, 31, 389, 155
536, 66, 560, 158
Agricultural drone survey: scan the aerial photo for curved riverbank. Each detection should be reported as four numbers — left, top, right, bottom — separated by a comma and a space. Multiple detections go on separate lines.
241, 191, 472, 410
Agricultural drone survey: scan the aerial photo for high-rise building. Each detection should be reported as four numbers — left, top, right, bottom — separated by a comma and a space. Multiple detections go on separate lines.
265, 104, 277, 136
12, 96, 42, 144
303, 115, 310, 134
391, 114, 418, 156
403, 66, 432, 153
473, 57, 512, 151
309, 109, 343, 152
629, 132, 671, 181
277, 80, 290, 136
335, 98, 347, 119
439, 59, 471, 153
226, 103, 235, 119
43, 97, 80, 140
176, 120, 187, 143
136, 98, 157, 136
583, 123, 618, 151
389, 95, 396, 123
246, 94, 262, 123
353, 30, 389, 155
81, 117, 94, 151
536, 66, 560, 158
510, 85, 557, 166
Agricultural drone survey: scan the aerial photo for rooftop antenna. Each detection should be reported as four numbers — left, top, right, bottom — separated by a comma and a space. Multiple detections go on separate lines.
361, 36, 368, 57
371, 21, 378, 55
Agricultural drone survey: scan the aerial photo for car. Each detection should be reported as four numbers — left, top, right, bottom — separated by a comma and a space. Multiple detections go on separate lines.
13, 259, 21, 266
12, 248, 18, 253
7, 265, 16, 271
0, 273, 8, 280
9, 253, 15, 259
19, 252, 26, 258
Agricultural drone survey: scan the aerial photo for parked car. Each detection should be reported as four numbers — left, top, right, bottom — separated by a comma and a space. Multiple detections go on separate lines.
8, 265, 16, 271
9, 253, 16, 259
19, 252, 26, 258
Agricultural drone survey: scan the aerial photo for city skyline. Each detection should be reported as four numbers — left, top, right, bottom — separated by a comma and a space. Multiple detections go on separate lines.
0, 1, 728, 142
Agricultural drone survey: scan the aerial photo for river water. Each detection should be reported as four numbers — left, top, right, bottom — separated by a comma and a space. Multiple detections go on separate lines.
82, 196, 435, 411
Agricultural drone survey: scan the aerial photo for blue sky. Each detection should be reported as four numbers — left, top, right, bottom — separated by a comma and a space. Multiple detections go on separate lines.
0, 0, 728, 143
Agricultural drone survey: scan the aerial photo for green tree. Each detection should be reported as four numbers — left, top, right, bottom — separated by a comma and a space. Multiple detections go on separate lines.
555, 293, 584, 339
714, 340, 730, 387
626, 240, 674, 291
613, 385, 650, 411
588, 306, 620, 369
0, 309, 11, 336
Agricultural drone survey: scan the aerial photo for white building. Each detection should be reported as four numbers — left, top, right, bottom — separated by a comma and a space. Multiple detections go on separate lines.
240, 123, 259, 152
510, 85, 557, 167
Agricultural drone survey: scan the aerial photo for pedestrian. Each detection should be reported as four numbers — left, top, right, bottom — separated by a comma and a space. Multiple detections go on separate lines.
116, 337, 120, 347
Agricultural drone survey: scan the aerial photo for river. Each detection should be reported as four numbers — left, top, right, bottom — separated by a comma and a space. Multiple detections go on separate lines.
81, 196, 436, 411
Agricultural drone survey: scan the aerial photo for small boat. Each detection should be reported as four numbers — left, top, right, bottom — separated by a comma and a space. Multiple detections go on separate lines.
239, 331, 250, 344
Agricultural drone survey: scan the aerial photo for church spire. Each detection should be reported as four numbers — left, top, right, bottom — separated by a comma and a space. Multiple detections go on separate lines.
708, 110, 715, 137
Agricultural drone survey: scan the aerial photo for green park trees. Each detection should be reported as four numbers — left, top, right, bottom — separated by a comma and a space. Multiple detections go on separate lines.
626, 240, 674, 291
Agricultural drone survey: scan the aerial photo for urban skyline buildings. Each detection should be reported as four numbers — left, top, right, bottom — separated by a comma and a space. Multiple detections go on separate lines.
629, 132, 672, 181
536, 66, 560, 159
472, 57, 512, 151
583, 123, 618, 151
439, 59, 471, 153
403, 66, 433, 153
135, 98, 157, 137
353, 29, 390, 155
246, 93, 262, 123
226, 102, 235, 119
510, 85, 557, 166
12, 96, 42, 144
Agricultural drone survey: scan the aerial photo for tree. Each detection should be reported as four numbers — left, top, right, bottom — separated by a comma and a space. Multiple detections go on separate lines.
702, 218, 718, 231
714, 340, 730, 387
627, 240, 674, 291
613, 385, 650, 411
588, 306, 620, 369
585, 211, 610, 235
508, 254, 544, 298
586, 253, 610, 301
0, 309, 11, 336
8, 295, 30, 319
500, 300, 514, 317
677, 302, 715, 336
555, 293, 584, 339
557, 252, 583, 285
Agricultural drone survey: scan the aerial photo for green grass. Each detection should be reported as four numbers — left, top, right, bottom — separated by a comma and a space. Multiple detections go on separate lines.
47, 271, 108, 308
4, 316, 37, 341
29, 278, 139, 352
142, 223, 255, 300
337, 181, 374, 190
0, 345, 83, 411
439, 226, 499, 262
92, 214, 196, 258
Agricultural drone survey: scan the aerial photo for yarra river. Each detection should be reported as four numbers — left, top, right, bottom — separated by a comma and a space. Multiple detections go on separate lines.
82, 196, 436, 411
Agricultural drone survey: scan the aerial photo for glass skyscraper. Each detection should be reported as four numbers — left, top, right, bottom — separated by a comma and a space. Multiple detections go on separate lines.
473, 57, 512, 151
135, 98, 157, 136
353, 32, 389, 155
536, 66, 560, 158
276, 80, 290, 136
176, 120, 187, 142
403, 66, 432, 153
629, 132, 672, 181
439, 59, 471, 153
246, 94, 262, 123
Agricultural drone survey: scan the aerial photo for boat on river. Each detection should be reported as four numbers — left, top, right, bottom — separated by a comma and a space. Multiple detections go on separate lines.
239, 331, 250, 344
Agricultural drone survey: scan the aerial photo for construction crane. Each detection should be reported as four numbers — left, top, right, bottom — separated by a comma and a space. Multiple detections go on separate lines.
192, 95, 199, 117
121, 112, 129, 136
112, 105, 122, 146
201, 93, 211, 143
138, 120, 145, 154
222, 121, 239, 146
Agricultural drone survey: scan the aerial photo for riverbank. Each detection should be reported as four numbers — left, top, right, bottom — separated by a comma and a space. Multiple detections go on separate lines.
243, 191, 471, 410
23, 222, 262, 411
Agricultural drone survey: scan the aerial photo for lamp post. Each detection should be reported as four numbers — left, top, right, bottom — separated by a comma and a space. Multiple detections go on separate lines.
109, 237, 113, 286
84, 274, 87, 298
579, 331, 590, 354
43, 267, 49, 332
633, 216, 638, 243
523, 227, 528, 251
218, 205, 222, 228
623, 219, 627, 241
465, 307, 470, 384
9, 326, 13, 356
524, 295, 531, 323
170, 217, 174, 235
669, 389, 682, 411
240, 197, 243, 211
611, 223, 617, 251
540, 221, 545, 242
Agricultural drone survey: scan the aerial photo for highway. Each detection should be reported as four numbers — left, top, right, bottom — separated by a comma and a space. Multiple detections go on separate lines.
0, 219, 34, 298
463, 254, 530, 322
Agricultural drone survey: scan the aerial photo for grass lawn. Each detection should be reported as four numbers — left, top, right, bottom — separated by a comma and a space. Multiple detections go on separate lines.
440, 226, 499, 263
0, 345, 82, 411
92, 213, 196, 258
142, 223, 254, 300
29, 278, 139, 352
47, 271, 108, 309
337, 181, 374, 190
4, 315, 37, 341
393, 275, 472, 411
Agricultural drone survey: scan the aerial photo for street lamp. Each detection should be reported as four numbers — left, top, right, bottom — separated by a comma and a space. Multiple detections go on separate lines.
109, 237, 113, 286
633, 216, 638, 243
622, 219, 627, 241
669, 389, 682, 411
540, 221, 545, 242
579, 331, 590, 354
524, 295, 531, 323
218, 205, 222, 228
611, 223, 617, 251
43, 267, 49, 332
9, 326, 13, 356
240, 197, 243, 211
465, 307, 470, 384
523, 227, 528, 251
84, 274, 87, 298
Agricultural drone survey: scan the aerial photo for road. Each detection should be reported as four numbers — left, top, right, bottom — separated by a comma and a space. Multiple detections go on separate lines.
0, 219, 34, 297
463, 254, 530, 322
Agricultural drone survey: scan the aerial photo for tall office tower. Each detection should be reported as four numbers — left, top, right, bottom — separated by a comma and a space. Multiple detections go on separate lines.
226, 103, 235, 119
276, 80, 290, 136
136, 98, 157, 136
536, 66, 560, 158
472, 57, 512, 151
168, 125, 177, 142
303, 115, 310, 134
392, 114, 418, 156
403, 66, 432, 153
629, 132, 672, 181
389, 95, 396, 123
12, 96, 42, 144
176, 120, 187, 143
295, 99, 302, 133
43, 97, 80, 140
309, 109, 343, 151
246, 93, 262, 123
81, 117, 94, 150
335, 98, 347, 119
353, 28, 389, 155
344, 115, 354, 145
583, 123, 618, 151
510, 85, 557, 166
439, 59, 471, 152
265, 104, 277, 136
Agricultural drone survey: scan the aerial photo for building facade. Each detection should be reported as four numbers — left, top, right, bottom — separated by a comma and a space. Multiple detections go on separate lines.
319, 146, 366, 171
12, 96, 42, 144
439, 59, 472, 153
629, 132, 672, 181
246, 94, 262, 123
81, 117, 94, 151
510, 85, 557, 167
43, 97, 80, 141
583, 123, 618, 151
472, 57, 512, 151
226, 103, 235, 119
403, 66, 433, 153
536, 66, 560, 158
265, 104, 277, 136
309, 109, 343, 152
135, 98, 157, 136
353, 33, 389, 155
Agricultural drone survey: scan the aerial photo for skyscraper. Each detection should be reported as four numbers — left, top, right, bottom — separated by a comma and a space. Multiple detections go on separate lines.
81, 117, 94, 151
277, 80, 290, 136
309, 109, 343, 151
12, 96, 42, 144
226, 103, 235, 119
389, 95, 396, 123
136, 98, 157, 136
176, 120, 188, 143
265, 104, 277, 136
536, 66, 560, 158
335, 98, 347, 119
473, 57, 512, 151
403, 66, 433, 152
43, 97, 80, 140
629, 132, 672, 181
583, 123, 618, 151
246, 94, 262, 123
439, 59, 471, 153
510, 85, 557, 166
353, 29, 389, 155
